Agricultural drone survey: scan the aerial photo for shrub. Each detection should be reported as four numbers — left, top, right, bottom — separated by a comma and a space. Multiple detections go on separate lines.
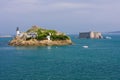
36, 34, 47, 40
35, 28, 70, 41
51, 35, 70, 40
26, 37, 32, 40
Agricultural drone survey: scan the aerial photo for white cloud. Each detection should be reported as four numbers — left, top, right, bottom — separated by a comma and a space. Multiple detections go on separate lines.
1, 0, 120, 19
0, 0, 42, 13
1, 0, 94, 14
1, 0, 120, 34
49, 2, 93, 9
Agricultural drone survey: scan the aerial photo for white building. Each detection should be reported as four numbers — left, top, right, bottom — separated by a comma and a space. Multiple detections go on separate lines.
16, 27, 20, 36
47, 35, 51, 40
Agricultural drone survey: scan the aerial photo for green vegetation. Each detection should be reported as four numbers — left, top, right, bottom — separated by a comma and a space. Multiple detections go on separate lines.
36, 29, 70, 40
51, 35, 70, 40
26, 26, 70, 41
26, 37, 32, 41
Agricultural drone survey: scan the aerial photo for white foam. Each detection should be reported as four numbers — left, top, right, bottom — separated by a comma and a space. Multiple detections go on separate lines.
106, 36, 112, 39
82, 46, 88, 48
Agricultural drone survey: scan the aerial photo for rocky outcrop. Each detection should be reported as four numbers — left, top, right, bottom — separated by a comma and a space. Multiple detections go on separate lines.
9, 26, 72, 46
9, 38, 72, 46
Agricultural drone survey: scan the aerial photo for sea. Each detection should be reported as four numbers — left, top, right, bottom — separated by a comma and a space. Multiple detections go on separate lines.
0, 34, 120, 80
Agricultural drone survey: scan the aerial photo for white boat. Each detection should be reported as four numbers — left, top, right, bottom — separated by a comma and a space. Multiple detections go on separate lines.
82, 46, 88, 48
105, 36, 112, 39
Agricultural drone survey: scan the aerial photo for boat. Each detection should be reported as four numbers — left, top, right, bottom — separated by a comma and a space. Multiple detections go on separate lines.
82, 46, 88, 48
105, 36, 112, 39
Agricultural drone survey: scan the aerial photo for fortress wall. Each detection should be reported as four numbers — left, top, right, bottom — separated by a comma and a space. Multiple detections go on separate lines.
79, 32, 102, 39
79, 32, 90, 38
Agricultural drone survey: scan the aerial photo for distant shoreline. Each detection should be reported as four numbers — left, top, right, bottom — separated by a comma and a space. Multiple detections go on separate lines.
108, 31, 120, 33
0, 35, 12, 38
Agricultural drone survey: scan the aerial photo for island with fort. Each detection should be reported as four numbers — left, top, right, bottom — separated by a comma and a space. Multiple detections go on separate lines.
9, 25, 72, 46
79, 31, 103, 39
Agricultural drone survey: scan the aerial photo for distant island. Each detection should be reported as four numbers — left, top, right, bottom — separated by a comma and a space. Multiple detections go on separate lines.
109, 31, 120, 33
9, 25, 72, 46
79, 31, 103, 39
0, 35, 12, 38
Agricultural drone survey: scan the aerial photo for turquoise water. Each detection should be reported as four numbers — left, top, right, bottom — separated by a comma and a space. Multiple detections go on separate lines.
0, 34, 120, 80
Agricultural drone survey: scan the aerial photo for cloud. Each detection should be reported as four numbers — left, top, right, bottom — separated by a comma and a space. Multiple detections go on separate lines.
48, 2, 93, 9
1, 0, 120, 13
1, 0, 120, 34
1, 0, 95, 14
1, 0, 120, 22
0, 0, 42, 13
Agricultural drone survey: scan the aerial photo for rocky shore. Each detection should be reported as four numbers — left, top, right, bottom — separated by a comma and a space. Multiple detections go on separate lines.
9, 38, 72, 46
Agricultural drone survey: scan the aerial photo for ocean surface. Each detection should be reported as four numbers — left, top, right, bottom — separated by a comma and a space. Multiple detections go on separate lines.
0, 34, 120, 80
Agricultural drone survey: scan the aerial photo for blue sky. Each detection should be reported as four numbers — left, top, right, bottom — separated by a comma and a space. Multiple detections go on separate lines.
0, 0, 120, 34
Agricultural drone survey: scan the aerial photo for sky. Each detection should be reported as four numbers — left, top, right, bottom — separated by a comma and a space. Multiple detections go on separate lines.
0, 0, 120, 35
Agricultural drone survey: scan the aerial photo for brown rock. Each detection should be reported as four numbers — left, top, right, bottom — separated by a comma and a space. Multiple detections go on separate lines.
9, 38, 72, 46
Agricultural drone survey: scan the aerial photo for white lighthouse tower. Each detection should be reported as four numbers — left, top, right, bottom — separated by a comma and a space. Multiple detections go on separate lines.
16, 27, 20, 36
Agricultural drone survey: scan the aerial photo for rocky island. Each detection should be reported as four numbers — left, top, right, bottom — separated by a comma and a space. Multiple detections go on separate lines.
9, 25, 72, 46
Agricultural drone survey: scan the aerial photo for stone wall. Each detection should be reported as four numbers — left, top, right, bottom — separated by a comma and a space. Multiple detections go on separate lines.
79, 31, 103, 39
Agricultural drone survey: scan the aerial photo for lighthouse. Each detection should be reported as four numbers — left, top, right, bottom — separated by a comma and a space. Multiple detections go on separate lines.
16, 27, 20, 36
